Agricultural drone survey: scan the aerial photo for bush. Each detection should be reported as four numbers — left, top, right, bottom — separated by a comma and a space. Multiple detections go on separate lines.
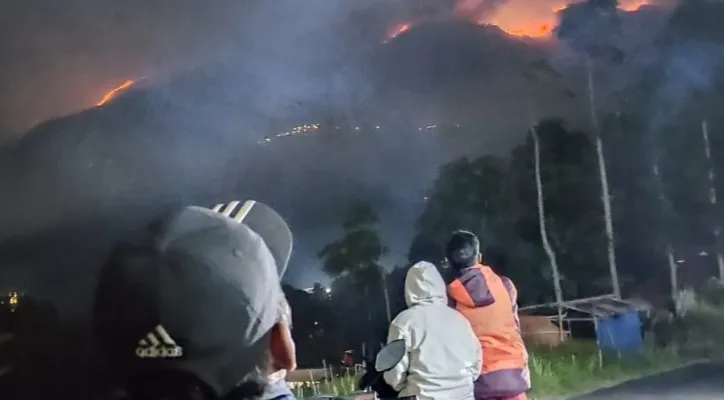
698, 277, 724, 306
659, 278, 724, 356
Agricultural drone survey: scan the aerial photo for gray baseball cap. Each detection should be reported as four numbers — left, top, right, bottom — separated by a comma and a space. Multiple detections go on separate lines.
92, 201, 292, 397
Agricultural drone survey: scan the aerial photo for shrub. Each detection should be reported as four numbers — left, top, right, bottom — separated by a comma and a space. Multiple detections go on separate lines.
699, 277, 724, 306
662, 278, 724, 356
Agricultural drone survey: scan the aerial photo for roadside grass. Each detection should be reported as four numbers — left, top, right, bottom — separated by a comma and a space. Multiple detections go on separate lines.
527, 340, 684, 399
293, 340, 687, 399
292, 372, 357, 398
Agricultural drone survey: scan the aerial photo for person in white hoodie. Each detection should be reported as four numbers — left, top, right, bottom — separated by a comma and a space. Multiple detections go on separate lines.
383, 261, 482, 400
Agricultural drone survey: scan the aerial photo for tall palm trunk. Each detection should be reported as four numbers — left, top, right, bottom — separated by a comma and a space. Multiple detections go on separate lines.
379, 266, 392, 323
701, 120, 724, 281
532, 125, 565, 341
363, 285, 373, 324
586, 56, 621, 298
652, 154, 679, 303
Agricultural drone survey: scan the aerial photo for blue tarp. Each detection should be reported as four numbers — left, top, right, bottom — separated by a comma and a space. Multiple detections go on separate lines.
594, 311, 643, 353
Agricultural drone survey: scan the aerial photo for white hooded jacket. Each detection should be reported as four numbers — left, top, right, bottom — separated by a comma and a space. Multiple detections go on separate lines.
383, 262, 482, 400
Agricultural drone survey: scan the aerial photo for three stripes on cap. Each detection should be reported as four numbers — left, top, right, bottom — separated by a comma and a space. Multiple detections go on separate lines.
212, 200, 256, 224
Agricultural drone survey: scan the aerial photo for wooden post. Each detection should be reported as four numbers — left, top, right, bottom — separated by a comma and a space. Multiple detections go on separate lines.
592, 316, 603, 368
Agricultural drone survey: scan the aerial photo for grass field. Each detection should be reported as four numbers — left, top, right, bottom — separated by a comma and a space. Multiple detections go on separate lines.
292, 340, 687, 399
525, 341, 684, 399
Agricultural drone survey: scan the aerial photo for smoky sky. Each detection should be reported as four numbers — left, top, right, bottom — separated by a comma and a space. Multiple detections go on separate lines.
0, 0, 588, 136
0, 0, 245, 134
0, 0, 699, 303
0, 0, 441, 135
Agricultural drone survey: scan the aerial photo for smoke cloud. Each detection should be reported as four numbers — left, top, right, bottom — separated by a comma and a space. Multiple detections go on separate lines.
647, 1, 724, 131
454, 0, 510, 18
0, 0, 715, 310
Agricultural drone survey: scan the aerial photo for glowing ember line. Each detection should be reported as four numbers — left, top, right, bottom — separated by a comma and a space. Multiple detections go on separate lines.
96, 80, 135, 106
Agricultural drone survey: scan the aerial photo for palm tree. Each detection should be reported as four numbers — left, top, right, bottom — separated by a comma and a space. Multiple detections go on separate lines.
319, 202, 392, 323
700, 120, 724, 281
556, 0, 623, 298
531, 124, 565, 340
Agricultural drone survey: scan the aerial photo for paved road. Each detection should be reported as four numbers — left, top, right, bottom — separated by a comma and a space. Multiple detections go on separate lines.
573, 361, 724, 399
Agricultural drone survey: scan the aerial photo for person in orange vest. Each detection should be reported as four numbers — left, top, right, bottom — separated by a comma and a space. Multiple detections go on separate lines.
445, 230, 530, 400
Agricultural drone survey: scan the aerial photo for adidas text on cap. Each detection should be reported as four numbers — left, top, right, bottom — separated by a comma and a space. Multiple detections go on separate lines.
93, 201, 292, 397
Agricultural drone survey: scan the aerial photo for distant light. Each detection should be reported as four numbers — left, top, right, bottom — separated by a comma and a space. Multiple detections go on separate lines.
699, 251, 708, 256
8, 292, 18, 306
676, 259, 686, 264
375, 126, 380, 129
354, 126, 360, 131
324, 287, 332, 294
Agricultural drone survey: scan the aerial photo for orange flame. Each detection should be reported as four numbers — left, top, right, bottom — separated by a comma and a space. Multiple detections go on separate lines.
477, 0, 652, 38
96, 80, 135, 106
384, 23, 411, 43
383, 0, 653, 41
619, 0, 649, 12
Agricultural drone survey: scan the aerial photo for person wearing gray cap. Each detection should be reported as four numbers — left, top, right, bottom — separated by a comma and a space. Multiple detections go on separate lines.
92, 201, 297, 400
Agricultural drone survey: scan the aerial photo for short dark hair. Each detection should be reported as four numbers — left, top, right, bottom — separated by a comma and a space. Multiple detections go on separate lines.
445, 230, 480, 270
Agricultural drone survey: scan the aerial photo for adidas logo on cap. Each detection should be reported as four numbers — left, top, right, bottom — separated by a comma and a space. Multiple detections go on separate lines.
135, 325, 184, 359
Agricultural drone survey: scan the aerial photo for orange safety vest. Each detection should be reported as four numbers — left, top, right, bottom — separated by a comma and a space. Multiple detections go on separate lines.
448, 264, 527, 374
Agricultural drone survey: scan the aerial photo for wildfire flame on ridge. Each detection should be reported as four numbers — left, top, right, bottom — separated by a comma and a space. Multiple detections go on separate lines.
385, 23, 411, 43
96, 79, 135, 106
384, 0, 652, 41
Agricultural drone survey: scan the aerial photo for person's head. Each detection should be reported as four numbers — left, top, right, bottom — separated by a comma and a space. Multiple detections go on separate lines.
444, 230, 481, 272
93, 201, 296, 400
404, 261, 447, 307
407, 234, 443, 266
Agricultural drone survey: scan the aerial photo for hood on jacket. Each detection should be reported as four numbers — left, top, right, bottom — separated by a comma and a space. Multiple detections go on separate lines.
404, 261, 448, 307
448, 265, 496, 308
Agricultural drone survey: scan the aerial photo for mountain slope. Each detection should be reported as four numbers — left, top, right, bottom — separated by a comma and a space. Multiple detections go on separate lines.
0, 20, 582, 311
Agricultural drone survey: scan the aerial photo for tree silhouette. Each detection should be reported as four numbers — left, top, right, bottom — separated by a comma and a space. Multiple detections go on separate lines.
319, 201, 392, 324
414, 119, 610, 304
